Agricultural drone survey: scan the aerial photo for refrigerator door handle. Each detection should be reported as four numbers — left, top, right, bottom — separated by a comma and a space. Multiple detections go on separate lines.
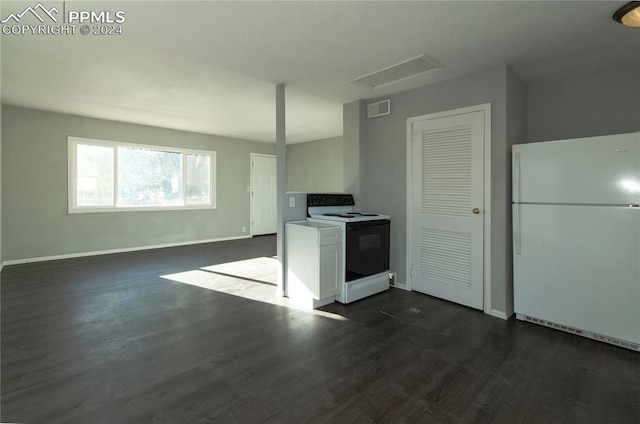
514, 204, 521, 254
513, 152, 521, 203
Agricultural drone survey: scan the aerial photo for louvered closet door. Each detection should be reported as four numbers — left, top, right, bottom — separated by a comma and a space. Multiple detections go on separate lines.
411, 110, 484, 310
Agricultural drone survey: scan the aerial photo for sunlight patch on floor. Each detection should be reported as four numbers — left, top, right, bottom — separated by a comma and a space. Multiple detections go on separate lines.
160, 257, 347, 321
201, 256, 278, 285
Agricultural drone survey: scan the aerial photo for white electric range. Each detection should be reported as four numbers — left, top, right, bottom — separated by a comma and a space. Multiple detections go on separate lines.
306, 193, 391, 304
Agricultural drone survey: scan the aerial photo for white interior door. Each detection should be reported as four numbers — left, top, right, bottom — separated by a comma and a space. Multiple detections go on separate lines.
410, 110, 485, 310
251, 154, 277, 236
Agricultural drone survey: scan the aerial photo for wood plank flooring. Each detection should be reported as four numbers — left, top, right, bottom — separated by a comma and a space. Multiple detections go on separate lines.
2, 235, 639, 423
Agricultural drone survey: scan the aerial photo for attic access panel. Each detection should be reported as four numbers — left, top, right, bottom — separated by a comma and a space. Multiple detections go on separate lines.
352, 54, 444, 89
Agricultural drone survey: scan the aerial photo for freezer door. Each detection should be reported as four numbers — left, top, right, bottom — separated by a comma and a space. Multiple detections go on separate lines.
512, 132, 640, 205
513, 204, 640, 345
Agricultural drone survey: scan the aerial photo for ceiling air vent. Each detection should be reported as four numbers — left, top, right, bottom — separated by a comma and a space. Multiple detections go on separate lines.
353, 54, 443, 89
367, 100, 390, 119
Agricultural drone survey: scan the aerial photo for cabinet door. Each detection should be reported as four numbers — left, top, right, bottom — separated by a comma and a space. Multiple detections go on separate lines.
319, 244, 342, 299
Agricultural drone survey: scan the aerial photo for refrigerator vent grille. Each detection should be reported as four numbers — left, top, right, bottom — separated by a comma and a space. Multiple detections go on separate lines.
520, 314, 639, 352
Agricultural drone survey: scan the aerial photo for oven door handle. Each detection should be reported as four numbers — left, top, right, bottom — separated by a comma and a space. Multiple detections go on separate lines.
346, 220, 390, 230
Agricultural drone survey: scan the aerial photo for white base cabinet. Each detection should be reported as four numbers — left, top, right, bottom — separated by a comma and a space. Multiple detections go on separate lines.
286, 221, 342, 307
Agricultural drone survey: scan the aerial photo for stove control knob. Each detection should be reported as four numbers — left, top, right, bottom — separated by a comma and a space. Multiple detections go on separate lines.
472, 208, 480, 215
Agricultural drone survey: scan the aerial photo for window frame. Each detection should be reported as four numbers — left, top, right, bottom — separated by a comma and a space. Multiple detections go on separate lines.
68, 136, 216, 213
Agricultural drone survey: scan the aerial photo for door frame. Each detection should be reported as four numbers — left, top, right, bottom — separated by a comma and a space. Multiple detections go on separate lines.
249, 153, 277, 236
405, 103, 493, 316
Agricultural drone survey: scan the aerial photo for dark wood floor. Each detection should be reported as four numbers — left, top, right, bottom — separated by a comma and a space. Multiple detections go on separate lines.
2, 235, 639, 423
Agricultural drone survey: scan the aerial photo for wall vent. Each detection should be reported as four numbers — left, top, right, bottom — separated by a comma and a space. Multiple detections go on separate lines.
367, 99, 390, 119
353, 54, 443, 89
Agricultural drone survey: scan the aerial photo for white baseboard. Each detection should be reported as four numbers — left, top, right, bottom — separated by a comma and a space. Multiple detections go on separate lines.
490, 308, 514, 320
392, 282, 410, 291
397, 285, 513, 320
2, 235, 252, 266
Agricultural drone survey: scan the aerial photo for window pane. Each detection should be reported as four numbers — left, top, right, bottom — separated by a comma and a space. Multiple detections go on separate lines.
186, 154, 211, 204
76, 144, 114, 206
117, 147, 182, 207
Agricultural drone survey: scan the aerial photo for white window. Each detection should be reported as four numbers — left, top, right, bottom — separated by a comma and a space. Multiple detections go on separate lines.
68, 137, 216, 213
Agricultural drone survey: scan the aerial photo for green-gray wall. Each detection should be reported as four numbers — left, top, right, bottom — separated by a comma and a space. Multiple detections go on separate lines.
286, 136, 343, 193
1, 105, 275, 262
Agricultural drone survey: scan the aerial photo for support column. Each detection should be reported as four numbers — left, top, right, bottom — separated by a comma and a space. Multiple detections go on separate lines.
276, 83, 286, 296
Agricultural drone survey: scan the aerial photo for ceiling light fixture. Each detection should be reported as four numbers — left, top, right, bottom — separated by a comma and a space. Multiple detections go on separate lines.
613, 1, 640, 27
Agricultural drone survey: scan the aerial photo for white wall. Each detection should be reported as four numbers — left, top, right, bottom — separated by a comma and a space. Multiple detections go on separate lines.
286, 136, 343, 193
528, 65, 640, 143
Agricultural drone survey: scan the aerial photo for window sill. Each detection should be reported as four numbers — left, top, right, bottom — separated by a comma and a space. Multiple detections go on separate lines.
68, 205, 217, 214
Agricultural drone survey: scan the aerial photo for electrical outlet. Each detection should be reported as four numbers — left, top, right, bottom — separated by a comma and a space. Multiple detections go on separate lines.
289, 196, 295, 207
388, 272, 396, 286
241, 226, 247, 233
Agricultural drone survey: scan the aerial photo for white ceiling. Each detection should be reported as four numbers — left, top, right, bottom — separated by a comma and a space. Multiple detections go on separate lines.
1, 1, 639, 144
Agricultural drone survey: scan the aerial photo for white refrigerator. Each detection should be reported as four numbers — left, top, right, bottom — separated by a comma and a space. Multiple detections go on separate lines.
512, 132, 640, 351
